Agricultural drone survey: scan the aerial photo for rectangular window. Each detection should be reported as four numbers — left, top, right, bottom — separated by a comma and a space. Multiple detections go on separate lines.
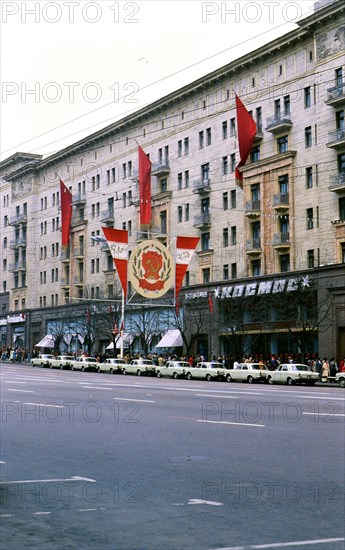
223, 228, 229, 247
304, 86, 311, 108
122, 193, 127, 208
201, 232, 210, 251
201, 163, 210, 182
230, 153, 236, 172
335, 67, 343, 86
307, 249, 315, 269
230, 118, 236, 136
182, 138, 188, 155
231, 226, 237, 245
283, 95, 290, 115
222, 121, 228, 140
111, 167, 116, 183
206, 127, 211, 146
199, 131, 204, 149
306, 167, 313, 188
230, 189, 236, 209
202, 268, 210, 283
305, 126, 312, 147
251, 146, 260, 162
277, 135, 288, 153
280, 254, 290, 273
92, 176, 95, 191
252, 259, 261, 276
160, 178, 167, 193
122, 163, 127, 179
339, 197, 345, 220
274, 99, 281, 117
178, 140, 182, 157
178, 173, 182, 190
223, 192, 228, 210
222, 156, 228, 175
185, 204, 189, 221
184, 170, 189, 188
223, 264, 229, 280
231, 263, 237, 279
256, 106, 262, 130
306, 208, 314, 229
178, 206, 183, 223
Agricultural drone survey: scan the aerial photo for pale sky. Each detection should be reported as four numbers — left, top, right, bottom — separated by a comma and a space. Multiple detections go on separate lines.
0, 0, 317, 161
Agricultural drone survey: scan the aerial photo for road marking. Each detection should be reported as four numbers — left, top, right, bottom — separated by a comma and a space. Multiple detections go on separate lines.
113, 397, 156, 403
0, 514, 14, 518
197, 420, 265, 427
195, 394, 238, 399
7, 389, 34, 393
298, 396, 345, 401
188, 499, 223, 506
210, 537, 345, 549
82, 386, 113, 390
22, 402, 64, 408
78, 508, 98, 512
303, 412, 345, 417
33, 512, 51, 515
0, 476, 96, 485
0, 461, 6, 464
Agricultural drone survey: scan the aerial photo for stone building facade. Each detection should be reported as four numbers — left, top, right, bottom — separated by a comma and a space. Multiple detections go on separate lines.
0, 0, 344, 360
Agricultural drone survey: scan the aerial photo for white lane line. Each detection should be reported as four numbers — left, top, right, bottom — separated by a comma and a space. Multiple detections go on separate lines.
81, 386, 113, 390
298, 395, 345, 401
33, 512, 51, 515
303, 412, 345, 417
3, 381, 26, 384
197, 420, 265, 427
0, 461, 6, 464
188, 499, 223, 506
0, 476, 96, 485
210, 537, 345, 549
195, 394, 238, 399
80, 383, 146, 388
79, 508, 98, 512
113, 397, 156, 403
7, 389, 34, 393
0, 514, 14, 518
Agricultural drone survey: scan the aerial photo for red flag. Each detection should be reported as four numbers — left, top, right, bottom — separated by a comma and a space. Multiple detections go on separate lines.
60, 179, 72, 247
208, 292, 214, 315
138, 145, 152, 227
175, 236, 200, 299
235, 94, 257, 182
102, 227, 129, 298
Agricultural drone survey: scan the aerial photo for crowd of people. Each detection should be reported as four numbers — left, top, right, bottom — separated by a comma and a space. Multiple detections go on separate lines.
1, 346, 344, 383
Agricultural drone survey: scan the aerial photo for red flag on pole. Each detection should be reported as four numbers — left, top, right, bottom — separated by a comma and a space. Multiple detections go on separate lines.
138, 145, 152, 227
208, 291, 214, 315
175, 236, 200, 299
235, 94, 257, 183
102, 227, 129, 298
60, 179, 72, 247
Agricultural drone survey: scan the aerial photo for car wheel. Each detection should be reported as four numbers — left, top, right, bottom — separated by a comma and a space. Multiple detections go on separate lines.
287, 377, 294, 386
110, 368, 114, 374
206, 373, 212, 381
71, 366, 74, 371
97, 366, 101, 373
268, 376, 274, 385
172, 372, 178, 379
156, 371, 162, 378
122, 368, 126, 375
186, 372, 192, 380
137, 370, 142, 376
247, 376, 254, 384
82, 366, 85, 372
49, 364, 53, 369
339, 378, 345, 388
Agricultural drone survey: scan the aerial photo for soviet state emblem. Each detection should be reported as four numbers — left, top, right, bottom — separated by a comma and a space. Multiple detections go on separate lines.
128, 240, 174, 299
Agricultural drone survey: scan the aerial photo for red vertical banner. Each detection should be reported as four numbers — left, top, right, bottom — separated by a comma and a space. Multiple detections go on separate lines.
138, 145, 152, 227
235, 94, 257, 183
60, 179, 72, 247
208, 291, 214, 315
175, 236, 200, 300
102, 227, 129, 298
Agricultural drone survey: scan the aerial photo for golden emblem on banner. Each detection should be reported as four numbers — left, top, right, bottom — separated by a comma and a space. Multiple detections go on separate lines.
128, 240, 174, 299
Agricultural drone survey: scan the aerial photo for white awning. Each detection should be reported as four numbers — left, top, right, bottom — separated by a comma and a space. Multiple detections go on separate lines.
106, 333, 134, 350
155, 329, 183, 348
35, 334, 55, 348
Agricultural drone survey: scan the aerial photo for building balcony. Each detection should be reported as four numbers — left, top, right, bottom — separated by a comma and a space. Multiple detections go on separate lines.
151, 226, 167, 242
273, 193, 290, 211
9, 237, 27, 249
192, 178, 211, 194
8, 260, 26, 272
60, 249, 71, 262
73, 275, 84, 287
100, 209, 115, 226
253, 125, 264, 143
74, 247, 84, 260
245, 200, 261, 218
326, 128, 345, 149
193, 212, 211, 229
60, 278, 70, 289
272, 233, 291, 249
9, 213, 27, 226
329, 172, 345, 192
151, 160, 170, 176
71, 214, 87, 227
245, 239, 261, 254
265, 112, 293, 134
325, 83, 345, 107
72, 193, 86, 206
100, 241, 110, 252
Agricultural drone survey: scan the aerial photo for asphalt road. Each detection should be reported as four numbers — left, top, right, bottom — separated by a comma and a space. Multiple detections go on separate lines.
0, 362, 344, 550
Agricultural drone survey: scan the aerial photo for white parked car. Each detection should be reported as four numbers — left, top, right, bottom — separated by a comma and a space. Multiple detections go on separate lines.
335, 372, 345, 388
48, 355, 75, 369
31, 354, 55, 367
97, 358, 127, 374
123, 359, 156, 376
70, 356, 99, 371
226, 363, 271, 383
156, 361, 190, 379
185, 362, 225, 381
268, 363, 319, 386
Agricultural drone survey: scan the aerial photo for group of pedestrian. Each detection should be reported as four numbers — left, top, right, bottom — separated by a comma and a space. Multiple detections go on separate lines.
1, 347, 31, 363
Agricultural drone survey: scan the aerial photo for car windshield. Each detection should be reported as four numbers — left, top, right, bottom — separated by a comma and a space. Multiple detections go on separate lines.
296, 365, 310, 372
251, 364, 264, 370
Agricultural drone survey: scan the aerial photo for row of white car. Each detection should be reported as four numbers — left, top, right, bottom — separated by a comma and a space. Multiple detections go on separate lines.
31, 354, 345, 387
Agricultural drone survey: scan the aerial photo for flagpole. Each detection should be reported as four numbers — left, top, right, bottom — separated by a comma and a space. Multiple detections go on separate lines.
120, 289, 124, 359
